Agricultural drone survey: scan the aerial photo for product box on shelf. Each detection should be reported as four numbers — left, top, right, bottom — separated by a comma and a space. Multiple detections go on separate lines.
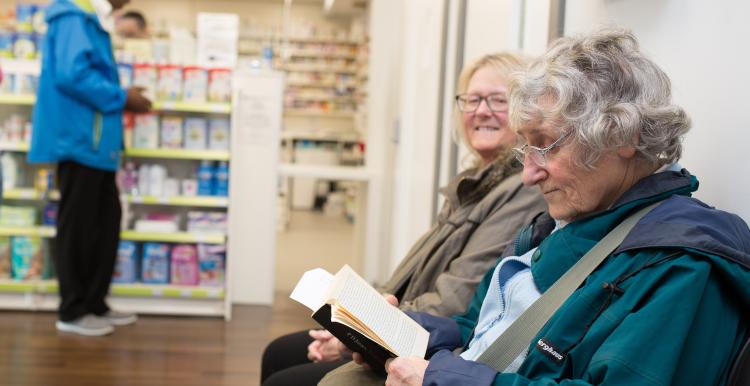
141, 242, 170, 284
157, 64, 182, 101
0, 206, 37, 227
0, 236, 11, 279
133, 113, 159, 148
184, 117, 207, 149
113, 240, 138, 284
170, 244, 199, 286
196, 161, 214, 196
133, 63, 157, 101
183, 66, 208, 103
208, 118, 230, 150
160, 116, 183, 149
10, 236, 44, 280
207, 68, 231, 103
197, 243, 225, 287
187, 211, 227, 233
118, 63, 133, 88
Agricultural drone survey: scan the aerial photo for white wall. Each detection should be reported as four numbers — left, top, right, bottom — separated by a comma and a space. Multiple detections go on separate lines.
386, 0, 447, 272
565, 0, 750, 223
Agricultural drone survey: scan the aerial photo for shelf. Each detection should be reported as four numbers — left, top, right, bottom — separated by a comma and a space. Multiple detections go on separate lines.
286, 81, 357, 89
279, 164, 371, 181
120, 230, 225, 244
0, 94, 35, 105
3, 188, 60, 201
283, 109, 355, 118
0, 227, 225, 244
0, 280, 224, 299
152, 101, 231, 114
124, 148, 230, 161
287, 50, 358, 59
124, 194, 229, 208
0, 226, 56, 237
0, 142, 30, 152
280, 64, 357, 74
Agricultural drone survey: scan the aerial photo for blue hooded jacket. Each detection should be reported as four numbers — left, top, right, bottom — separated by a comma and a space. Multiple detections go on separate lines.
29, 0, 126, 171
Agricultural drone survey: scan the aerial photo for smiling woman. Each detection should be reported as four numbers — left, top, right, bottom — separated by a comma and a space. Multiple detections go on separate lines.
320, 27, 750, 386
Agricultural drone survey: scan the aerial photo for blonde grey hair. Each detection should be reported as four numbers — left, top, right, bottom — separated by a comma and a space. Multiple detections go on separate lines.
509, 27, 690, 168
454, 52, 529, 165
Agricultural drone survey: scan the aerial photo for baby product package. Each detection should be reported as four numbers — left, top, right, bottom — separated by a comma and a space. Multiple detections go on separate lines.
184, 117, 207, 149
183, 66, 208, 103
170, 244, 199, 285
160, 115, 184, 149
113, 241, 139, 284
0, 236, 11, 279
141, 242, 170, 284
208, 68, 232, 103
197, 244, 225, 287
157, 64, 183, 101
133, 63, 157, 101
208, 118, 230, 150
11, 236, 43, 280
134, 113, 159, 148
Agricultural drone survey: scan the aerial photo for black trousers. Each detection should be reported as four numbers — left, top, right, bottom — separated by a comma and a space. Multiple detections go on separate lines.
56, 161, 121, 322
261, 330, 349, 386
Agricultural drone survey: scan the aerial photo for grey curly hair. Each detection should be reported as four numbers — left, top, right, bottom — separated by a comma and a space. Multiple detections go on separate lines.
509, 27, 691, 168
454, 52, 529, 165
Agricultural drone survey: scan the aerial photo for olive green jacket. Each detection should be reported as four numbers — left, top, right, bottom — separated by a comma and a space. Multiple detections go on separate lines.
380, 158, 547, 317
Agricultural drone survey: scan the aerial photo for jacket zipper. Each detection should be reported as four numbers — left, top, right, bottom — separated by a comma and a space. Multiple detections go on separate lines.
93, 112, 101, 150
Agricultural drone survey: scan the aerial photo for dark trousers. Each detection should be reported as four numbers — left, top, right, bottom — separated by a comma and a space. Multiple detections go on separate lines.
261, 330, 349, 386
56, 161, 121, 322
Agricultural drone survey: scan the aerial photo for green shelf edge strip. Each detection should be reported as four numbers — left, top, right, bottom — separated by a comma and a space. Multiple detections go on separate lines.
0, 280, 223, 299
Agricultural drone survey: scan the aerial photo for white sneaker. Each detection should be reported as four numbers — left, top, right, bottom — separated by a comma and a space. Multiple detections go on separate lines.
56, 315, 114, 336
103, 310, 137, 326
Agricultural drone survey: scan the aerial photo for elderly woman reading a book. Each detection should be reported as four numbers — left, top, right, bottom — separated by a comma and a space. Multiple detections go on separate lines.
320, 27, 750, 386
260, 53, 549, 386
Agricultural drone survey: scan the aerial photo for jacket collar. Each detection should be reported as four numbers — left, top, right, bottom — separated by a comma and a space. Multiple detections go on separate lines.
440, 154, 521, 208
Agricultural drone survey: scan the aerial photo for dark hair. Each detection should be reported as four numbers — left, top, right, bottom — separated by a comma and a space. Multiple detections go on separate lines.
121, 10, 147, 30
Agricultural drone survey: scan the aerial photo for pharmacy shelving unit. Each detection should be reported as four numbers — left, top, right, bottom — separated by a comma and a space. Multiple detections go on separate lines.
0, 70, 237, 318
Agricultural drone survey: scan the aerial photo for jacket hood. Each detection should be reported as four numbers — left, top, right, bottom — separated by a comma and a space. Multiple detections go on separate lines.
45, 0, 96, 23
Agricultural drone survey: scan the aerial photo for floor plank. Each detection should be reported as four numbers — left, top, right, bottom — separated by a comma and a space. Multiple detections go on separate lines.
0, 295, 314, 386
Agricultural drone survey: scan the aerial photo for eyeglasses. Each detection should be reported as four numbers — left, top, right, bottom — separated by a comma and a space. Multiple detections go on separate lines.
512, 131, 571, 167
455, 93, 508, 112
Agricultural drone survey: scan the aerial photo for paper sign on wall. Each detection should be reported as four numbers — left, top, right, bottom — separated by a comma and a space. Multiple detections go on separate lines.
197, 13, 239, 68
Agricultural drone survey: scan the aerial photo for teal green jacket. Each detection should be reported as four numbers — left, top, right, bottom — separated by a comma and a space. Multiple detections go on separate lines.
419, 169, 750, 385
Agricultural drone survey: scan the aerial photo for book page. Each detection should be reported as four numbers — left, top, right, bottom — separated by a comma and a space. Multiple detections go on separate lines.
289, 268, 334, 311
327, 265, 429, 358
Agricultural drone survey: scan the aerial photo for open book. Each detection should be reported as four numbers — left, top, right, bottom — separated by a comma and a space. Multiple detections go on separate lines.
290, 265, 429, 373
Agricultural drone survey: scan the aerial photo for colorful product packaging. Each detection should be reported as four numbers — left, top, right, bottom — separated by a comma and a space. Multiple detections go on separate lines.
141, 242, 170, 284
0, 32, 14, 58
182, 66, 208, 103
197, 244, 225, 287
118, 62, 133, 88
0, 237, 11, 279
11, 236, 43, 280
0, 206, 37, 227
160, 115, 183, 148
12, 32, 36, 59
113, 241, 138, 284
183, 117, 207, 149
170, 244, 199, 285
207, 68, 232, 103
208, 118, 230, 150
156, 64, 182, 101
132, 63, 157, 101
134, 113, 159, 148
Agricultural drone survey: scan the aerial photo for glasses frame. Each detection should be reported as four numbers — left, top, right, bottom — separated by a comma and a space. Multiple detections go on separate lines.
455, 93, 509, 113
512, 130, 571, 167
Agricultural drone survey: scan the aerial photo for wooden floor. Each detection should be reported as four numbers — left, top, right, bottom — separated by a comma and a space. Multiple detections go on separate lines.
0, 295, 315, 386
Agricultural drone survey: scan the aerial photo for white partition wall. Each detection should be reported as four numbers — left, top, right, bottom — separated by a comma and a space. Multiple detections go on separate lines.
564, 0, 750, 223
228, 71, 284, 304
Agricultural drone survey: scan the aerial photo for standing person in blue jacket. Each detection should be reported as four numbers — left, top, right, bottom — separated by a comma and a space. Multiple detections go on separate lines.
320, 27, 750, 386
29, 0, 151, 336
